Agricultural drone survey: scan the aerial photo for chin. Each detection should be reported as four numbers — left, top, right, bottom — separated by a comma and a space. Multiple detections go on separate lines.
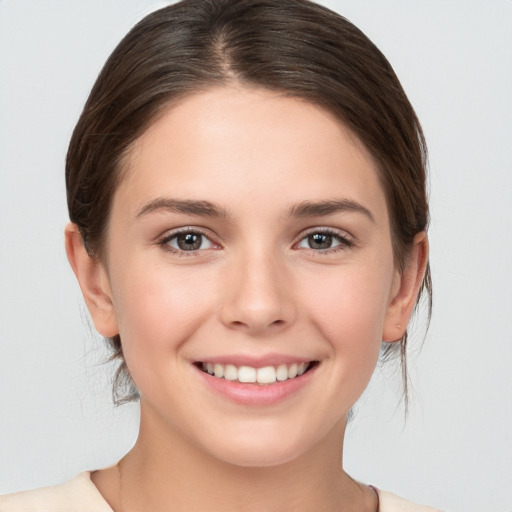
197, 421, 327, 469
213, 441, 306, 468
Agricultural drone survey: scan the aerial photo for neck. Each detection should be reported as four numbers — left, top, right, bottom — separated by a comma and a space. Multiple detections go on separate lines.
95, 403, 375, 512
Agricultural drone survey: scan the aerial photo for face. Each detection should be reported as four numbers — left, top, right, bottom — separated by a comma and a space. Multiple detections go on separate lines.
99, 87, 402, 466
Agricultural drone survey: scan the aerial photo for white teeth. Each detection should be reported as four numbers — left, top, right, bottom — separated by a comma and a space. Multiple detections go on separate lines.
213, 363, 224, 378
288, 363, 298, 379
276, 364, 289, 381
256, 366, 276, 384
224, 364, 238, 381
238, 366, 256, 383
201, 361, 311, 384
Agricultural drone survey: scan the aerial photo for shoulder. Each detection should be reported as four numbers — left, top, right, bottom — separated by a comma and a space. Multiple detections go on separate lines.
0, 472, 113, 512
377, 488, 445, 512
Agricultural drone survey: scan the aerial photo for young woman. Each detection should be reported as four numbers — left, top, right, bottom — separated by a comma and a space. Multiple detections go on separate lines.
0, 1, 442, 510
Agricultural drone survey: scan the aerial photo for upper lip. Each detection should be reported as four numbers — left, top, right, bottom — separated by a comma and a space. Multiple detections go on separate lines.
194, 353, 316, 368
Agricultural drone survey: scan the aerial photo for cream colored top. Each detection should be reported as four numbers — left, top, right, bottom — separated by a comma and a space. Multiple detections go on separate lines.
0, 472, 444, 511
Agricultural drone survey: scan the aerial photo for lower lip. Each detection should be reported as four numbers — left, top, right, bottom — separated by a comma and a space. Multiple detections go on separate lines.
195, 365, 317, 406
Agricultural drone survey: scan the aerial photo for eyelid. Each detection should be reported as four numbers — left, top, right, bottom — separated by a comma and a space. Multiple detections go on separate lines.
294, 227, 355, 251
158, 226, 221, 255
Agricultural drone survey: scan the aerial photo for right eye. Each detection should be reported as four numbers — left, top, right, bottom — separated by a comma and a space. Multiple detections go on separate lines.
160, 230, 215, 254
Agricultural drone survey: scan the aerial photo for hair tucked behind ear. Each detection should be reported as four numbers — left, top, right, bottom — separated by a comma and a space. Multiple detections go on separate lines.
66, 0, 431, 405
107, 335, 139, 404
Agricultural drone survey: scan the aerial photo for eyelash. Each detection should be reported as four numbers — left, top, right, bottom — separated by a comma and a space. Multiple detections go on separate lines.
158, 228, 217, 257
158, 227, 354, 256
295, 228, 354, 254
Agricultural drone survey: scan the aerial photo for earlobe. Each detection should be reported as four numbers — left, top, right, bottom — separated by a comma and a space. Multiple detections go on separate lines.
64, 223, 119, 338
382, 232, 429, 342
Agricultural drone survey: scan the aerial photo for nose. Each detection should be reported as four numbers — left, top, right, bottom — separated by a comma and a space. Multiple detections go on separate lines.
219, 249, 296, 336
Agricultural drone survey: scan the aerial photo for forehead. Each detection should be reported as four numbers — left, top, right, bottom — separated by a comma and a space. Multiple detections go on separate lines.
116, 86, 387, 220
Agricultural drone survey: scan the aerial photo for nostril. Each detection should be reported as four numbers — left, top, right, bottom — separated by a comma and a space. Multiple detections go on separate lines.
228, 318, 285, 330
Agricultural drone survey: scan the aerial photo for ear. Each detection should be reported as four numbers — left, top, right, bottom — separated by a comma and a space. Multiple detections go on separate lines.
65, 222, 119, 337
382, 232, 429, 342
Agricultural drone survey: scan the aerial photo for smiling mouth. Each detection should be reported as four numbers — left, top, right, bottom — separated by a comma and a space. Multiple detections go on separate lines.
196, 361, 318, 385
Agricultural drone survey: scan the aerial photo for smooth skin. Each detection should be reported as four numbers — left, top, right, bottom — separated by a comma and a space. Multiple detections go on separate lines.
66, 87, 428, 512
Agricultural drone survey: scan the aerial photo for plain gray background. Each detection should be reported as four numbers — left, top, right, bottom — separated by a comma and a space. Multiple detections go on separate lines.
1, 1, 511, 511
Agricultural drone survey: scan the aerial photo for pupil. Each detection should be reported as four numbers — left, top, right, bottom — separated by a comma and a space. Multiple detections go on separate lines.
178, 233, 201, 250
309, 233, 332, 249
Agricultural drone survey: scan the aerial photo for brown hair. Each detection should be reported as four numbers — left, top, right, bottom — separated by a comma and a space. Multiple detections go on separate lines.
66, 0, 431, 404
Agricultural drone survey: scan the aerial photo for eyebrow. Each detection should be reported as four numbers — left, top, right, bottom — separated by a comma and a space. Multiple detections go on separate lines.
288, 199, 375, 223
136, 198, 230, 219
135, 197, 374, 223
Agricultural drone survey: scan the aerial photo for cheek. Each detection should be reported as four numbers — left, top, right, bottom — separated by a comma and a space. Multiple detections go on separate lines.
302, 258, 394, 355
109, 260, 216, 374
299, 265, 393, 409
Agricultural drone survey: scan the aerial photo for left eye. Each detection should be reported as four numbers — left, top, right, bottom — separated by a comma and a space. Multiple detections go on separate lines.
165, 231, 214, 252
297, 232, 347, 250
